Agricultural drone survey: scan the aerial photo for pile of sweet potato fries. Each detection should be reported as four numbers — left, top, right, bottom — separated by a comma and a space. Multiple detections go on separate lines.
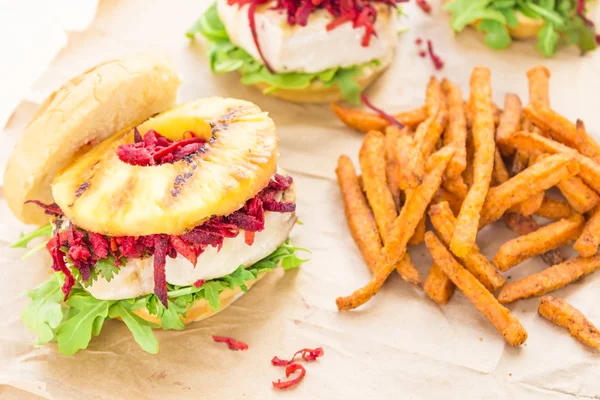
333, 66, 600, 349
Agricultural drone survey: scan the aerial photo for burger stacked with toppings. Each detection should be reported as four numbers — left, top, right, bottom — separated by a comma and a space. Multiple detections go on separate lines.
4, 53, 307, 355
187, 0, 406, 103
444, 0, 598, 57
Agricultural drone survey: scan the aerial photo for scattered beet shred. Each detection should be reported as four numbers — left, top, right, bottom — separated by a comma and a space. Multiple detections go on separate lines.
212, 335, 249, 350
272, 364, 307, 390
271, 347, 325, 366
227, 0, 407, 71
360, 94, 404, 129
426, 39, 444, 70
31, 166, 296, 308
416, 0, 431, 14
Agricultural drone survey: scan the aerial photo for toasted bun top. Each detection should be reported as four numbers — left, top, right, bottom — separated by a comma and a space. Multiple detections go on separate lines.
4, 53, 181, 225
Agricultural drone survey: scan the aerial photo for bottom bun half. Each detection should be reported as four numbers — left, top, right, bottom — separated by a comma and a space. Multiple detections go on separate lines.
132, 272, 267, 326
247, 52, 393, 103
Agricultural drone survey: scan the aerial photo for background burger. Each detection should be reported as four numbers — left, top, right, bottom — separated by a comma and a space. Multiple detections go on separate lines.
187, 0, 406, 103
5, 53, 307, 355
444, 0, 598, 57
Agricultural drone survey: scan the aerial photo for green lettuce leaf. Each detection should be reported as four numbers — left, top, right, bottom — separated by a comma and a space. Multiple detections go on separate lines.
187, 3, 377, 104
22, 240, 309, 355
445, 0, 598, 56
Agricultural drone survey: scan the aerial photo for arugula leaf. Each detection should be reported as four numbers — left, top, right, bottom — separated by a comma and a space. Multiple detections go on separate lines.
158, 300, 186, 330
108, 302, 159, 354
478, 19, 512, 49
189, 2, 375, 104
55, 294, 112, 355
12, 223, 52, 249
21, 274, 64, 345
203, 281, 227, 311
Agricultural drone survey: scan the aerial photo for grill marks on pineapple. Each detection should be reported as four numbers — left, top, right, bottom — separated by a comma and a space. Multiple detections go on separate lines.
167, 116, 228, 200
52, 98, 278, 236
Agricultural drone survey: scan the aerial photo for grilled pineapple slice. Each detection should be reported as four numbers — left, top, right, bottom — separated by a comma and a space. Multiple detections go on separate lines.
52, 97, 278, 236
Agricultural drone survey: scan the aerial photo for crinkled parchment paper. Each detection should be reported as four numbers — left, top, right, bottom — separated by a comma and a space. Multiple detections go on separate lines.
1, 1, 599, 399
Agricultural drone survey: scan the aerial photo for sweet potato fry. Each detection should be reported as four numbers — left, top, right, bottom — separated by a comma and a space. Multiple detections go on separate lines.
424, 232, 528, 346
573, 119, 600, 164
336, 155, 383, 272
331, 102, 427, 133
527, 65, 550, 107
538, 296, 600, 349
429, 202, 505, 291
336, 146, 455, 311
496, 94, 522, 156
360, 131, 398, 239
451, 67, 495, 258
493, 147, 511, 184
574, 206, 600, 257
433, 187, 463, 216
511, 149, 529, 176
465, 102, 501, 128
498, 255, 600, 303
409, 216, 426, 245
507, 150, 544, 216
384, 126, 402, 209
519, 152, 545, 216
479, 153, 580, 226
524, 103, 600, 163
506, 131, 600, 194
408, 79, 448, 186
496, 149, 566, 265
442, 175, 468, 200
493, 214, 584, 271
361, 131, 422, 284
463, 132, 475, 187
536, 197, 572, 220
441, 79, 467, 178
395, 134, 414, 192
557, 175, 600, 214
424, 262, 455, 305
502, 212, 566, 266
396, 252, 422, 287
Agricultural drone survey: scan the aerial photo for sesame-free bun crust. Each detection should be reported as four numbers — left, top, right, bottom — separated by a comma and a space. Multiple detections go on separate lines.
248, 51, 393, 103
4, 53, 181, 225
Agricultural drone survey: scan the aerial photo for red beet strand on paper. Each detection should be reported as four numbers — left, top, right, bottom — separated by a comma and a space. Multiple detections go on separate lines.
212, 335, 249, 351
271, 347, 325, 366
272, 364, 306, 390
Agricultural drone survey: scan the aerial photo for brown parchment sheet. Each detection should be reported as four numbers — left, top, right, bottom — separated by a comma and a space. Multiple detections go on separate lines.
1, 1, 600, 399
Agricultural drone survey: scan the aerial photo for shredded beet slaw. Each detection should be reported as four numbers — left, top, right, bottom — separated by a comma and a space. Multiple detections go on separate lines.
227, 0, 407, 72
117, 129, 206, 166
38, 173, 295, 308
212, 335, 249, 350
